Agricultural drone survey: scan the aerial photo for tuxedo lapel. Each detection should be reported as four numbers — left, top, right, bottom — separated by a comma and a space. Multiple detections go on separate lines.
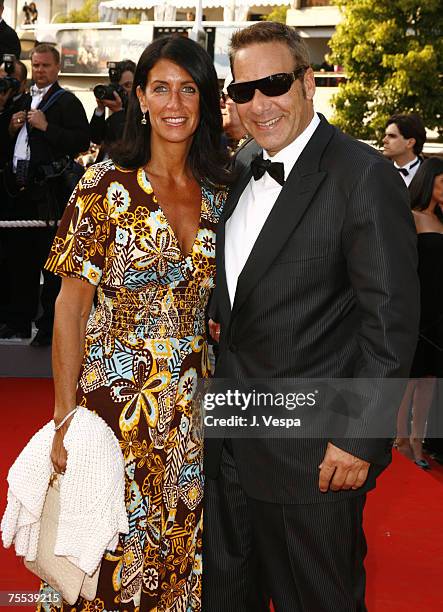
231, 117, 334, 320
223, 155, 255, 223
37, 82, 61, 110
216, 161, 253, 323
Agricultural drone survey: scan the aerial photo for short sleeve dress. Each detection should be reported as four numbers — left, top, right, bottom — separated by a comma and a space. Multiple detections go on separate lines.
42, 159, 225, 612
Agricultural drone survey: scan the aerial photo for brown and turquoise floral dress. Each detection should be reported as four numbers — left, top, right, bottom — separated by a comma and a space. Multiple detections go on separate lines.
41, 159, 225, 612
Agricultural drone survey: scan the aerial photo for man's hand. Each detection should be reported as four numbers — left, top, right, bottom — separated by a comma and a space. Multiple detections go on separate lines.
10, 110, 27, 133
27, 109, 48, 131
318, 442, 370, 493
209, 319, 220, 343
94, 98, 106, 114
103, 91, 123, 114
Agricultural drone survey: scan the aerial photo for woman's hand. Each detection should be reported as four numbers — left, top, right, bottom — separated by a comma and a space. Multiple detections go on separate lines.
50, 423, 69, 474
209, 319, 221, 343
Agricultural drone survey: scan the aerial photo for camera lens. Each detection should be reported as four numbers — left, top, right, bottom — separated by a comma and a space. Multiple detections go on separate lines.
0, 77, 19, 94
93, 84, 108, 100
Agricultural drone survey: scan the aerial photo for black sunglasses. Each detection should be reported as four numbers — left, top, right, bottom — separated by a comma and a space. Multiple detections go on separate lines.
227, 67, 308, 104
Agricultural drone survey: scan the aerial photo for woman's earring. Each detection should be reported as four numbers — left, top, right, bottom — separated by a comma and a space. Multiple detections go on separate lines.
141, 111, 147, 125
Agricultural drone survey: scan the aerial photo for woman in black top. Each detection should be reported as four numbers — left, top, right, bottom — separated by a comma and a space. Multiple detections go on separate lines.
396, 158, 443, 468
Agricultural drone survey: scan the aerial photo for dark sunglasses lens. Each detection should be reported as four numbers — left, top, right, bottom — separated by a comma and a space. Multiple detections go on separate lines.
227, 82, 253, 104
227, 73, 294, 103
260, 74, 293, 97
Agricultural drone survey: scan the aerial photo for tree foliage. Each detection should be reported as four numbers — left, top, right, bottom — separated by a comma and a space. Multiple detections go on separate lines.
55, 0, 99, 23
264, 5, 290, 24
329, 0, 443, 140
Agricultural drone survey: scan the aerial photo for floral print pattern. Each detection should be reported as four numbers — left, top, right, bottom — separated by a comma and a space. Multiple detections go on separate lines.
41, 160, 225, 612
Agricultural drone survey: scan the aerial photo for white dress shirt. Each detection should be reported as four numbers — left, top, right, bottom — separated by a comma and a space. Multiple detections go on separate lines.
394, 157, 421, 187
225, 112, 321, 307
13, 83, 52, 171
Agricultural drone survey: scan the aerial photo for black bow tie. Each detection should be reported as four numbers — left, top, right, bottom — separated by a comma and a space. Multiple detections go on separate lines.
251, 154, 285, 186
396, 159, 420, 177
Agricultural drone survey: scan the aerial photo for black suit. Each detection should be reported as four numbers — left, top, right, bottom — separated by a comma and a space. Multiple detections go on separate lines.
202, 117, 420, 611
0, 82, 90, 334
90, 108, 126, 161
0, 19, 21, 58
90, 108, 126, 145
0, 94, 27, 169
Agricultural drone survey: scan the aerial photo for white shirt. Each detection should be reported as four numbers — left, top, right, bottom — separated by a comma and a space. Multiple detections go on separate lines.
13, 83, 52, 170
225, 112, 321, 307
394, 157, 421, 187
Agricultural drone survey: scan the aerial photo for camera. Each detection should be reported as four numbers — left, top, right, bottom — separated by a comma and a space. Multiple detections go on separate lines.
93, 61, 127, 106
0, 54, 20, 96
107, 61, 122, 84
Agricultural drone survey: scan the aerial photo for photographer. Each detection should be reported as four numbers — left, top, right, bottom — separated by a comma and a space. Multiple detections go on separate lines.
0, 43, 89, 346
0, 57, 27, 333
0, 57, 28, 168
90, 59, 134, 160
0, 1, 21, 59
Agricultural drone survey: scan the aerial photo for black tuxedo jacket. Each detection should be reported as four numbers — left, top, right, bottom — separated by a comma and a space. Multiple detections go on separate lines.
21, 82, 90, 172
90, 109, 126, 161
5, 82, 90, 216
90, 109, 126, 145
0, 20, 21, 58
204, 116, 420, 504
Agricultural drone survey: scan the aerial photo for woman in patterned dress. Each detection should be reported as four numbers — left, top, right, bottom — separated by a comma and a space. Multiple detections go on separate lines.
44, 36, 230, 612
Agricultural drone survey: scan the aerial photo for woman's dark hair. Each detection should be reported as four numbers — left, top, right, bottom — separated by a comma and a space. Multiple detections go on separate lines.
112, 36, 231, 187
409, 157, 443, 222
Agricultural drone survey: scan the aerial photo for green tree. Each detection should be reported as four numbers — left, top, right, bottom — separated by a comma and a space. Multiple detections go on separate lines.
329, 0, 443, 140
264, 5, 290, 24
55, 0, 99, 23
117, 16, 141, 25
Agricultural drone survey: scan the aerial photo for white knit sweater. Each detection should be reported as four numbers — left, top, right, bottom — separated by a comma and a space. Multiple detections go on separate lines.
1, 407, 129, 576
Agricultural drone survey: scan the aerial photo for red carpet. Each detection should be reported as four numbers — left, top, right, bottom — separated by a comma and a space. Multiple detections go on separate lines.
1, 378, 442, 610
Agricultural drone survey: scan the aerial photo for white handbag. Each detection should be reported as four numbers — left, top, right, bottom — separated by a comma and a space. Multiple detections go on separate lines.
24, 475, 101, 605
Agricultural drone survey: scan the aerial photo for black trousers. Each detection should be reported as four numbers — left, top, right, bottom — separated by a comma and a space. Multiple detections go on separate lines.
0, 226, 60, 333
202, 444, 367, 612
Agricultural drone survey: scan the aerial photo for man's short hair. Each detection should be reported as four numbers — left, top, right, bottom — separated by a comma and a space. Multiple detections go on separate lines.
14, 60, 27, 82
385, 113, 426, 156
229, 22, 310, 75
119, 59, 136, 74
31, 43, 60, 65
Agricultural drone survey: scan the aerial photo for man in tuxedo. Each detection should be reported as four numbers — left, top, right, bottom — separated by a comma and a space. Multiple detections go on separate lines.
203, 22, 420, 611
382, 113, 426, 187
0, 43, 89, 345
0, 0, 21, 59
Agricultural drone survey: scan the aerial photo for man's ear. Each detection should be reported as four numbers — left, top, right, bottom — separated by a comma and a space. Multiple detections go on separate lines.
303, 67, 316, 101
406, 137, 416, 152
